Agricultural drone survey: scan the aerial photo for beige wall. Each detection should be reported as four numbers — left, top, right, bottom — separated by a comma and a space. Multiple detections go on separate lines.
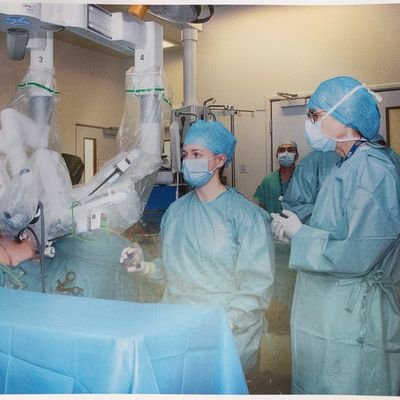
1, 4, 400, 200
165, 4, 400, 198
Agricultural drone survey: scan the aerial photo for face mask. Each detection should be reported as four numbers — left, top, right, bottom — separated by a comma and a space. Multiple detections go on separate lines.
182, 157, 218, 187
305, 117, 368, 153
304, 119, 337, 152
277, 151, 296, 167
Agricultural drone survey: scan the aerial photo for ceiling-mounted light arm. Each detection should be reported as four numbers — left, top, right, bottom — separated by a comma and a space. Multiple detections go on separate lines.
191, 5, 214, 24
133, 5, 215, 24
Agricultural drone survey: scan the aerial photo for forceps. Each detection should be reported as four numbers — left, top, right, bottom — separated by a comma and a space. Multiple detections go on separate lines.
56, 271, 83, 296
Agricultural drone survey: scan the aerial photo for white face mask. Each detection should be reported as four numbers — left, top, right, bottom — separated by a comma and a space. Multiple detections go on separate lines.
182, 156, 219, 187
305, 112, 366, 152
304, 119, 337, 152
277, 151, 296, 167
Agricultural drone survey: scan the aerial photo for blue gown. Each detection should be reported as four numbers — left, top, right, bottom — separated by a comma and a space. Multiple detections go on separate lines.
289, 144, 400, 395
282, 151, 340, 223
150, 187, 274, 373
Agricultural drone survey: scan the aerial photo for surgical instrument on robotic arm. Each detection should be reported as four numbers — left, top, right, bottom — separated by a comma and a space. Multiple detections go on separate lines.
79, 149, 140, 200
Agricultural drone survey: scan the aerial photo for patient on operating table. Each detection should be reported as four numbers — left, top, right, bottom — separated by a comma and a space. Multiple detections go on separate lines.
0, 227, 159, 303
0, 234, 37, 267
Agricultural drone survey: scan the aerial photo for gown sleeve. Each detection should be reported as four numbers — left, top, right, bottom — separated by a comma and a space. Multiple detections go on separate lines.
290, 155, 400, 275
226, 206, 274, 329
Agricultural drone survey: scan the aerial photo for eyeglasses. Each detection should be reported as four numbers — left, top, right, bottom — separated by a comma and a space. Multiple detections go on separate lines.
277, 146, 297, 154
306, 109, 325, 124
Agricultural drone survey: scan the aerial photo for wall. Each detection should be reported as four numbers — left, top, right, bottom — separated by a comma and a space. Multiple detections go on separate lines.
164, 4, 400, 199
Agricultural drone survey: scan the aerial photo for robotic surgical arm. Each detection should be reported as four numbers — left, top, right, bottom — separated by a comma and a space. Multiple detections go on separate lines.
0, 107, 161, 241
0, 4, 165, 245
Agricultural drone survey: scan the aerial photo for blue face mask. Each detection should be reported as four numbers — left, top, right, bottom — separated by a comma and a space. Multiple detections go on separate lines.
304, 119, 337, 152
182, 157, 218, 187
277, 151, 296, 167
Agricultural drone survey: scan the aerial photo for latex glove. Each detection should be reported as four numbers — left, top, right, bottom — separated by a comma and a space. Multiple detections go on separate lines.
270, 216, 290, 243
120, 243, 145, 272
271, 210, 302, 240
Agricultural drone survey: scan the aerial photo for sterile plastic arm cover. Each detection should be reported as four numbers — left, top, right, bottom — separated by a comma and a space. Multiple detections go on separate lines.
225, 210, 274, 320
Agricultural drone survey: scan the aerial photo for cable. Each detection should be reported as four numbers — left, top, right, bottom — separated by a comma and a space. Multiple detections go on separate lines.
27, 201, 46, 293
38, 201, 45, 293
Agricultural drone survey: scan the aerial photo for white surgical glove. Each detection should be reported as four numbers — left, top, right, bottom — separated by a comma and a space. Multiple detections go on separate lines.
120, 243, 156, 275
270, 216, 289, 243
271, 210, 302, 241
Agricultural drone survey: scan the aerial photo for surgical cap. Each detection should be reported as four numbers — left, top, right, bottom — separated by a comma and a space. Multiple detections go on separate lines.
278, 140, 298, 149
184, 120, 237, 165
307, 76, 381, 140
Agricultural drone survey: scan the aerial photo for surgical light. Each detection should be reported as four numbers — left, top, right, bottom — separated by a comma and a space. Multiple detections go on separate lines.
149, 5, 214, 24
128, 5, 214, 24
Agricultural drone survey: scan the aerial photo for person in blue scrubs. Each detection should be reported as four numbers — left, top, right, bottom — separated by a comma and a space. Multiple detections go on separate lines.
271, 76, 400, 395
122, 120, 274, 374
281, 150, 340, 224
254, 141, 299, 214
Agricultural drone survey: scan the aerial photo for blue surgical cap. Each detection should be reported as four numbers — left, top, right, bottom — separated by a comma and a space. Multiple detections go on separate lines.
307, 76, 381, 140
184, 120, 237, 165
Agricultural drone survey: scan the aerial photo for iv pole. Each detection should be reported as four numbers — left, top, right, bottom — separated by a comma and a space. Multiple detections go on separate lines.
207, 104, 255, 188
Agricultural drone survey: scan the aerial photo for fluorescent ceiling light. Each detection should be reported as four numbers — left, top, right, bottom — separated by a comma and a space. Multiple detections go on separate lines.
163, 39, 177, 49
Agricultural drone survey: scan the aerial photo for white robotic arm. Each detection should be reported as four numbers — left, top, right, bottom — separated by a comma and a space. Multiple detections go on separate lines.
0, 4, 165, 241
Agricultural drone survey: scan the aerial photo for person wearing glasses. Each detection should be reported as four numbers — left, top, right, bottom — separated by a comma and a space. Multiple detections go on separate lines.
254, 141, 299, 214
121, 120, 274, 374
271, 76, 400, 395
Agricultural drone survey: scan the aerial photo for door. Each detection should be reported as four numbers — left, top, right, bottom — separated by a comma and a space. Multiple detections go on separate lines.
75, 124, 119, 183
